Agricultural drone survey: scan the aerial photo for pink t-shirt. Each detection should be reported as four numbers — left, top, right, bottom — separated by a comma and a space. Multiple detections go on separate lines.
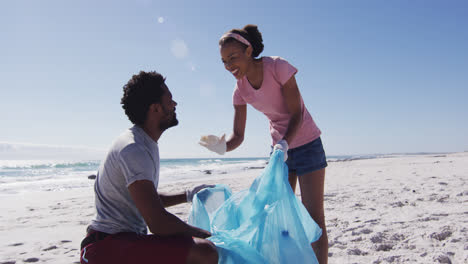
233, 56, 321, 149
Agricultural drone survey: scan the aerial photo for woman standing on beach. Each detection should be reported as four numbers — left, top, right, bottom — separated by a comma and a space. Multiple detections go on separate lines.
199, 24, 328, 263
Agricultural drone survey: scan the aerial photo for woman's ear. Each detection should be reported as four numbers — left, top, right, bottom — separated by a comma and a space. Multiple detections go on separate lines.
245, 45, 253, 57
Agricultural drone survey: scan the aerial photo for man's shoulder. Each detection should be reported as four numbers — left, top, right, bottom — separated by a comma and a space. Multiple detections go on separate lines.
109, 126, 157, 159
106, 129, 141, 157
118, 140, 148, 160
110, 128, 136, 149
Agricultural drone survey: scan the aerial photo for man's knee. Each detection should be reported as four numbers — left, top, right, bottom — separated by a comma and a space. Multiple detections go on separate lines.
187, 238, 218, 264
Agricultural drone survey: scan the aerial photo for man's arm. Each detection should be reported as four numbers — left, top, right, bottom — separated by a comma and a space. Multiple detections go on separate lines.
128, 179, 211, 238
158, 192, 186, 207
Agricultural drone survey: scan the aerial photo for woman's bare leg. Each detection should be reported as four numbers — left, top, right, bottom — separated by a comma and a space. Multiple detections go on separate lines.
288, 172, 297, 193
298, 168, 328, 264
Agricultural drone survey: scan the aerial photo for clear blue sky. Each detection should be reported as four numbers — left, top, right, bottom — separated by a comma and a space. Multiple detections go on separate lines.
1, 0, 467, 159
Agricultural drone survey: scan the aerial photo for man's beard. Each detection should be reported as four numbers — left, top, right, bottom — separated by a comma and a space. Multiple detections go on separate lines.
159, 106, 178, 130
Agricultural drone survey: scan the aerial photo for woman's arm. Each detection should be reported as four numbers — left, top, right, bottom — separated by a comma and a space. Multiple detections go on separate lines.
226, 104, 247, 152
282, 76, 303, 145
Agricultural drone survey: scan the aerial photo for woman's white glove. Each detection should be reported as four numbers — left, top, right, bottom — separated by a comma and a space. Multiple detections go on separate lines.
186, 184, 215, 202
199, 134, 227, 155
273, 139, 289, 161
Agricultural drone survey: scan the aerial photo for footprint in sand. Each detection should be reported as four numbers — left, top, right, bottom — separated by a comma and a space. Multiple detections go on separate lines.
419, 215, 439, 222
347, 248, 368, 255
429, 194, 439, 201
364, 219, 379, 224
374, 243, 394, 252
432, 213, 449, 217
370, 232, 386, 243
7, 242, 23, 247
23, 258, 39, 263
437, 195, 450, 203
434, 254, 452, 264
43, 246, 57, 251
360, 228, 373, 234
404, 244, 416, 250
351, 228, 373, 236
384, 256, 401, 262
390, 201, 406, 207
390, 233, 405, 241
430, 226, 452, 241
344, 224, 365, 233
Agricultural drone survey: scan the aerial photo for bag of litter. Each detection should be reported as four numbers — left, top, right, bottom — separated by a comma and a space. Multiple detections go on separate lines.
189, 150, 322, 264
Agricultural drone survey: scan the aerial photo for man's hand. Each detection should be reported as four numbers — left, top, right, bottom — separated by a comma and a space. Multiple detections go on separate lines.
273, 139, 289, 161
192, 227, 212, 239
199, 134, 227, 155
186, 184, 215, 202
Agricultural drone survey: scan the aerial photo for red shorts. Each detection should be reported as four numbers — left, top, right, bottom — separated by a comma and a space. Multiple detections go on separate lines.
80, 231, 194, 264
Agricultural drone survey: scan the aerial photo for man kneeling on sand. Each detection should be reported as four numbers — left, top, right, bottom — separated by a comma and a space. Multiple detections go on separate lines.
80, 71, 218, 264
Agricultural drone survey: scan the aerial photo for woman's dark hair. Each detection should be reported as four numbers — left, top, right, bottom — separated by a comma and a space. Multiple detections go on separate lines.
219, 24, 264, 58
121, 71, 166, 126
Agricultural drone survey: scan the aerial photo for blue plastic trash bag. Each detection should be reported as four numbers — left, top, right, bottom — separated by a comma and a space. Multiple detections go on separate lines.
188, 150, 322, 264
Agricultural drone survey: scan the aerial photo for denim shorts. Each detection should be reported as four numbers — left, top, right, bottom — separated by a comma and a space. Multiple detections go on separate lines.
272, 137, 328, 176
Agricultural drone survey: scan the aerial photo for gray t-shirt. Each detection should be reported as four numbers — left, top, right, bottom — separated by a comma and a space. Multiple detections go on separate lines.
89, 126, 160, 235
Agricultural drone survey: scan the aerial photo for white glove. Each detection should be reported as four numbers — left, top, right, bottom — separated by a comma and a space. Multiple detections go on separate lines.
199, 134, 227, 155
273, 139, 289, 161
186, 184, 215, 202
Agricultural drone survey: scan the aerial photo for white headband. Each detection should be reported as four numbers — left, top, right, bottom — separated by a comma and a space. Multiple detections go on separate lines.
220, 32, 251, 47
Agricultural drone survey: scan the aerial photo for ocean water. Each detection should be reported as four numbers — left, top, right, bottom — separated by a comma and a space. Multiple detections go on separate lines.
0, 154, 380, 195
0, 157, 269, 195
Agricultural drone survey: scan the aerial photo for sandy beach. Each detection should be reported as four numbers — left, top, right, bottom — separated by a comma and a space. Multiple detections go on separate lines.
0, 152, 467, 264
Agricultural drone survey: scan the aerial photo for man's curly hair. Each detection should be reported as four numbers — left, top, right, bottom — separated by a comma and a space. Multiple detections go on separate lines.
121, 71, 166, 126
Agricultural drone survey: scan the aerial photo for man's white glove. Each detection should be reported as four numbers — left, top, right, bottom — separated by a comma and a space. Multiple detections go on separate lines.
273, 139, 289, 161
186, 184, 215, 202
199, 134, 227, 155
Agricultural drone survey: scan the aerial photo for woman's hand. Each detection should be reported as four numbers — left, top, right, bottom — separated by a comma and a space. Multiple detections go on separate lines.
273, 139, 289, 161
199, 134, 227, 155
